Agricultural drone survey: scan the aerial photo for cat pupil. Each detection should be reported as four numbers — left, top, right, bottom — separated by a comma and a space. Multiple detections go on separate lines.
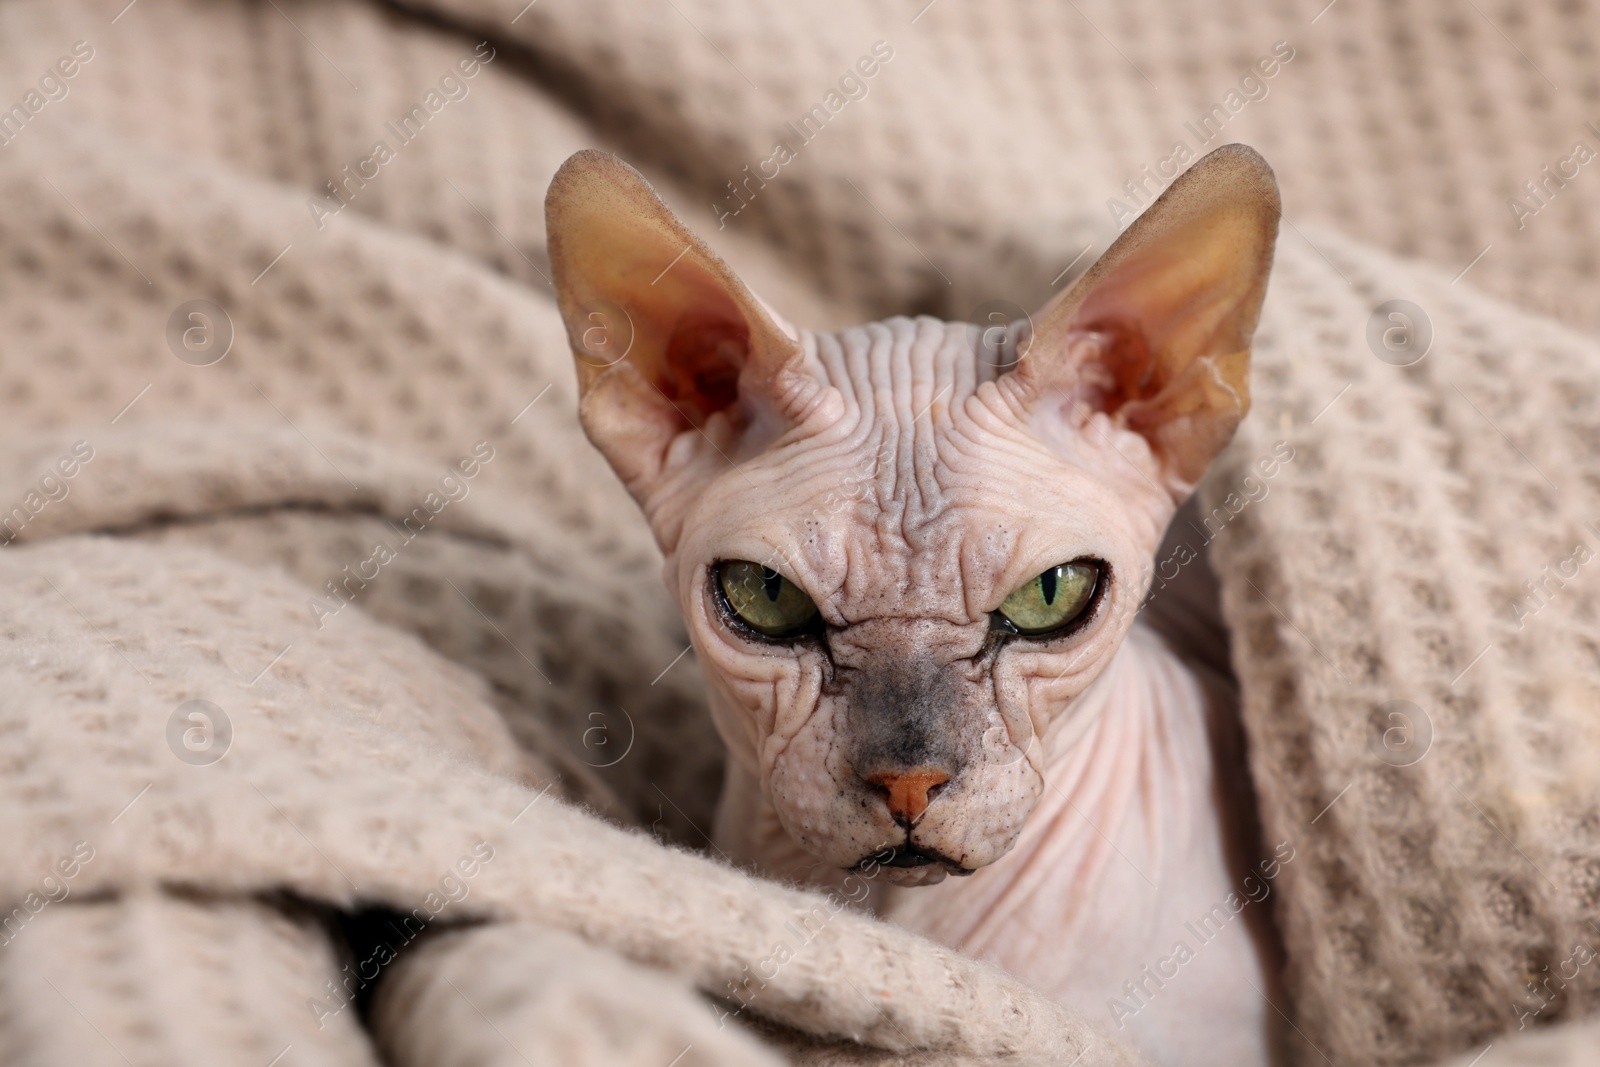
760, 567, 783, 602
1040, 567, 1057, 605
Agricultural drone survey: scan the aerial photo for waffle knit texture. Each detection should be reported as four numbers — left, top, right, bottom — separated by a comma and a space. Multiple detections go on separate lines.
0, 0, 1597, 1063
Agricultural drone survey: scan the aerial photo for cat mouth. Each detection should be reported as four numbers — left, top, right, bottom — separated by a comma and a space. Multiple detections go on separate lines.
853, 844, 975, 877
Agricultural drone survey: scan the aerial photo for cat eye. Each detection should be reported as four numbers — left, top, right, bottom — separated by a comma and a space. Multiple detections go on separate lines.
716, 561, 821, 639
994, 561, 1102, 637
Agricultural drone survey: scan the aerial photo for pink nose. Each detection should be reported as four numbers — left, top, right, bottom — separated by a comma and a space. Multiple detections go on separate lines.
865, 769, 950, 826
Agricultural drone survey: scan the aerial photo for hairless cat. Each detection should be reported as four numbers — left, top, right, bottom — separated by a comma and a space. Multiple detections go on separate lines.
546, 144, 1285, 1066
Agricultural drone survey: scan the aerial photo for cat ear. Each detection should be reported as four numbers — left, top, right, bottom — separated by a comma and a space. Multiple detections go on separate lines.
1014, 143, 1280, 499
545, 150, 805, 490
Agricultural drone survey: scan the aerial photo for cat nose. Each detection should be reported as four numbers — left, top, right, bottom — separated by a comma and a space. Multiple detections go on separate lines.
864, 768, 951, 827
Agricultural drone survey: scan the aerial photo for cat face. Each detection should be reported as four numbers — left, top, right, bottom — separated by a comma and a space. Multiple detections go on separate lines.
546, 146, 1278, 885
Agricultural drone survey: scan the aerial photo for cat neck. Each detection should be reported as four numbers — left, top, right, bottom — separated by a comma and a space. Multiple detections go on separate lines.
879, 620, 1281, 1064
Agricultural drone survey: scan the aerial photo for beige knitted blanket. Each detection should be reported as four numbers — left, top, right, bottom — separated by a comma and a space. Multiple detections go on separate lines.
1, 0, 1597, 1064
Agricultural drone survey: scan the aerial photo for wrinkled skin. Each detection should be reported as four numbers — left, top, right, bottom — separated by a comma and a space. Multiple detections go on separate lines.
546, 143, 1285, 1065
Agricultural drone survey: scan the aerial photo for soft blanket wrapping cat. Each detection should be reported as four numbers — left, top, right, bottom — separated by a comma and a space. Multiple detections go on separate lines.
4, 1, 1600, 1063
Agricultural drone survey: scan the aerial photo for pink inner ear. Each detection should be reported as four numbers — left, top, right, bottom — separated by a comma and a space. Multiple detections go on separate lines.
657, 316, 750, 429
1067, 321, 1161, 414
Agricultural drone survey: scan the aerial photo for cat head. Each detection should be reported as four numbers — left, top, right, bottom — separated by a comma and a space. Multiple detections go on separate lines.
546, 147, 1279, 885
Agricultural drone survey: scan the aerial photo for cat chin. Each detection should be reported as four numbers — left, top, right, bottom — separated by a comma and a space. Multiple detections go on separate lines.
870, 865, 951, 887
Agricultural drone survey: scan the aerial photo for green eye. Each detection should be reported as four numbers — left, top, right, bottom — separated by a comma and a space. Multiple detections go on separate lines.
995, 561, 1101, 636
717, 561, 821, 638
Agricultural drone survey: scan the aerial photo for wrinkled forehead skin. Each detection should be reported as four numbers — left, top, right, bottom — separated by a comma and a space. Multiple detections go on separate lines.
653, 316, 1175, 882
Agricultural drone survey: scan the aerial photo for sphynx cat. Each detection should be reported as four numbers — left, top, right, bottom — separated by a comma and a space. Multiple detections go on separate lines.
545, 144, 1285, 1066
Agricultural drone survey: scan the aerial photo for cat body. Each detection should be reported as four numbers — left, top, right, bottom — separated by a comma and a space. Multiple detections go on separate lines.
546, 144, 1283, 1065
